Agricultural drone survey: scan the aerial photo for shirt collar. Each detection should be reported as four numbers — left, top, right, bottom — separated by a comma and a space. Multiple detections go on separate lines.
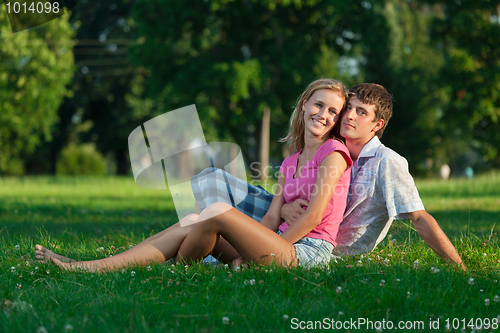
357, 136, 382, 159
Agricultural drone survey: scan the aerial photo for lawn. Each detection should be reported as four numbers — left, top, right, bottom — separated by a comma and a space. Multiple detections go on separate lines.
1, 173, 499, 332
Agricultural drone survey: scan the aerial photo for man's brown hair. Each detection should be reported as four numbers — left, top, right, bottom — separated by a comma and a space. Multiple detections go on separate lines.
348, 83, 393, 138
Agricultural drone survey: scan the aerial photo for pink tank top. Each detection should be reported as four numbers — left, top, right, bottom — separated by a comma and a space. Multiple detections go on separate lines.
278, 139, 352, 246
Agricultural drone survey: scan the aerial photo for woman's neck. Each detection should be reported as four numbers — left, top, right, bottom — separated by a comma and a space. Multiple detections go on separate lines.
301, 137, 325, 157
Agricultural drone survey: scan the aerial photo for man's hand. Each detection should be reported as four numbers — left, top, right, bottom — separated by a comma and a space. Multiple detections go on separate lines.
281, 199, 309, 225
408, 210, 466, 271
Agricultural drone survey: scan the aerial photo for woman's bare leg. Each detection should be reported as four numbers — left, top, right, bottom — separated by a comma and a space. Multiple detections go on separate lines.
177, 202, 298, 266
39, 214, 200, 272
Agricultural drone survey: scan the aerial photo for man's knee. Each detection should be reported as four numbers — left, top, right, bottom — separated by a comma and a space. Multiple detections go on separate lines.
199, 202, 233, 222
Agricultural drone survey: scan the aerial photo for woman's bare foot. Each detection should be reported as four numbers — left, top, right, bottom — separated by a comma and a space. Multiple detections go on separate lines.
35, 244, 75, 263
50, 257, 71, 270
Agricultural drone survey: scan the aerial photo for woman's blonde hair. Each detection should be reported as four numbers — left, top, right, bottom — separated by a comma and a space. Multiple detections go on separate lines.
279, 78, 348, 155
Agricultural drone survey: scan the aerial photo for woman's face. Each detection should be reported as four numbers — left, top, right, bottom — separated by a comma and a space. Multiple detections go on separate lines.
302, 89, 344, 140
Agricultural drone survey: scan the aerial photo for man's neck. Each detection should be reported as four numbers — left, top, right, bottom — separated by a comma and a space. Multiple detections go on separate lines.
346, 135, 376, 161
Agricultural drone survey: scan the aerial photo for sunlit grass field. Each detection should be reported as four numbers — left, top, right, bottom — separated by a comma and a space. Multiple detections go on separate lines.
1, 173, 499, 332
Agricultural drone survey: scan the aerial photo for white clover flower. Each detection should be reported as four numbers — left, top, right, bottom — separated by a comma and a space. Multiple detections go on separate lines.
383, 259, 389, 264
283, 314, 289, 320
15, 245, 20, 250
265, 270, 268, 273
468, 278, 474, 285
121, 269, 126, 274
222, 316, 230, 325
131, 271, 136, 276
388, 253, 393, 257
224, 264, 229, 269
483, 253, 487, 256
336, 286, 342, 293
46, 270, 50, 275
485, 299, 490, 306
147, 266, 152, 271
480, 289, 484, 293
413, 260, 419, 268
493, 295, 499, 302
407, 291, 411, 298
25, 261, 31, 266
249, 279, 255, 285
16, 284, 22, 289
64, 324, 74, 332
376, 255, 381, 260
35, 266, 39, 270
235, 267, 241, 271
10, 267, 16, 273
338, 311, 344, 315
36, 327, 48, 333
244, 280, 248, 285
357, 260, 362, 267
431, 267, 440, 273
367, 258, 373, 262
494, 280, 497, 283
128, 244, 133, 248
396, 278, 400, 282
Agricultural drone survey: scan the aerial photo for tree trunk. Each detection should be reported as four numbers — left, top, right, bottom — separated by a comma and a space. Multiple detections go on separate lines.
259, 106, 270, 183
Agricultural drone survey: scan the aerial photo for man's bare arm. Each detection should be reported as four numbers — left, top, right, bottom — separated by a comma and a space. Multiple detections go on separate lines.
407, 210, 466, 270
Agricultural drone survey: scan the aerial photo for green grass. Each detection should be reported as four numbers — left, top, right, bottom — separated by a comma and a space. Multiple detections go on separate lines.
1, 173, 500, 332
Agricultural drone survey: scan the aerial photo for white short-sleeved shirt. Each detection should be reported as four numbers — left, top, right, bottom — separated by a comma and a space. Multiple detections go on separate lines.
333, 136, 425, 256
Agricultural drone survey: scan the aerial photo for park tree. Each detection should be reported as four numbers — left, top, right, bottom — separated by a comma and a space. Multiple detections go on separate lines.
24, 0, 145, 175
420, 0, 500, 171
0, 10, 75, 175
335, 0, 446, 174
128, 0, 360, 176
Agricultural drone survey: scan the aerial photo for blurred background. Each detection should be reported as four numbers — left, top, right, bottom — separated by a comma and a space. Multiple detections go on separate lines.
1, 0, 499, 179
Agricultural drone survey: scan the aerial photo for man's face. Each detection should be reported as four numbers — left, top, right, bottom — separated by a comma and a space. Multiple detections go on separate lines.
340, 96, 384, 142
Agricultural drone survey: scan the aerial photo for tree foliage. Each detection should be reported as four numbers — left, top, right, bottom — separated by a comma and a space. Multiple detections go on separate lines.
129, 0, 358, 168
422, 0, 500, 170
0, 11, 75, 174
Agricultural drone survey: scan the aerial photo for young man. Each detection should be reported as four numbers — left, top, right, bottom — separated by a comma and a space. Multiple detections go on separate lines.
280, 83, 465, 268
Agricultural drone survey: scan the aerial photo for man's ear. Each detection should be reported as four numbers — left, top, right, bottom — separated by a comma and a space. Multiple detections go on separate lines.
372, 119, 384, 133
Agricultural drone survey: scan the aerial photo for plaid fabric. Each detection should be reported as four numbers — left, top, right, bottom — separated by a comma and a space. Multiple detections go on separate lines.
191, 167, 274, 222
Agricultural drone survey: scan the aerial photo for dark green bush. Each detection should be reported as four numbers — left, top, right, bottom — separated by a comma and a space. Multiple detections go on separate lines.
56, 143, 106, 175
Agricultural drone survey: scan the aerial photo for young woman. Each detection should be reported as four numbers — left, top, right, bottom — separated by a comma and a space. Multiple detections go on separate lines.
36, 78, 352, 270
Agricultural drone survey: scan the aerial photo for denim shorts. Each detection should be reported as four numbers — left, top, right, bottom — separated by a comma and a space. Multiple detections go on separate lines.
278, 231, 334, 267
